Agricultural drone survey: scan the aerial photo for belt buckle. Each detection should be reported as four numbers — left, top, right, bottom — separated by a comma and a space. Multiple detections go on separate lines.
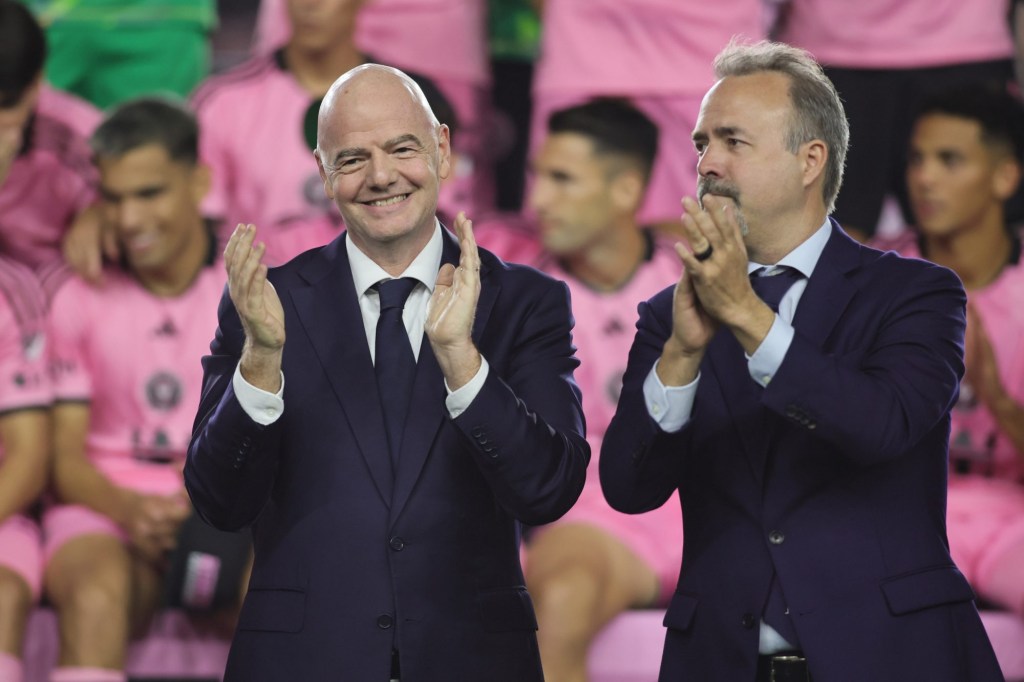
770, 654, 810, 682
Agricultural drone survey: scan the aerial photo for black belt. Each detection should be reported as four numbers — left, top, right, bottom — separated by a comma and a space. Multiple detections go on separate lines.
756, 652, 812, 682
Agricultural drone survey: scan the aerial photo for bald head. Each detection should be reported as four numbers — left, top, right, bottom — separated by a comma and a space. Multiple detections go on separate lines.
316, 64, 439, 163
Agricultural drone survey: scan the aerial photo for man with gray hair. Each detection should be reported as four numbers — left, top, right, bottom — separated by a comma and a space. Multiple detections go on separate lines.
185, 64, 588, 681
600, 40, 1003, 681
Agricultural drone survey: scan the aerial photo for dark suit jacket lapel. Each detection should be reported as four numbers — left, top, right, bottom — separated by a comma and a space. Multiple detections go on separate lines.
706, 221, 861, 479
791, 221, 860, 347
290, 234, 395, 505
391, 227, 500, 522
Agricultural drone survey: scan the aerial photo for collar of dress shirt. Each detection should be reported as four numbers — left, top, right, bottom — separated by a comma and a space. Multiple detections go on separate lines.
747, 218, 831, 279
346, 219, 444, 296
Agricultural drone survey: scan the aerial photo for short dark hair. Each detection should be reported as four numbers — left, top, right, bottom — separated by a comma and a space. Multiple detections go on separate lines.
547, 97, 659, 182
913, 84, 1024, 161
91, 97, 200, 165
0, 0, 46, 108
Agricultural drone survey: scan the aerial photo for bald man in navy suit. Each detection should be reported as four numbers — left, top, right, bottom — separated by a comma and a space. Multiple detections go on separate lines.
185, 64, 588, 681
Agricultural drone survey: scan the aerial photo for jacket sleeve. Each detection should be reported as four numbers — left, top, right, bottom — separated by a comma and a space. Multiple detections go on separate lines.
451, 276, 590, 526
599, 286, 688, 514
185, 286, 285, 531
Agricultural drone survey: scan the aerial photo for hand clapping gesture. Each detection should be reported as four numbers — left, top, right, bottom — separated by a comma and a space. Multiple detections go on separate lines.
426, 212, 482, 391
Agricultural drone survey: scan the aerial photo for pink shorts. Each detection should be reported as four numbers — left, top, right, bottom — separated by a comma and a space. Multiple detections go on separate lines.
43, 459, 185, 561
947, 475, 1024, 586
0, 513, 43, 599
534, 479, 684, 605
530, 91, 703, 226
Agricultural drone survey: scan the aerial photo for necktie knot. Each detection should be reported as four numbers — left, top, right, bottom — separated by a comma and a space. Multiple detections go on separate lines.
376, 277, 418, 311
750, 266, 802, 313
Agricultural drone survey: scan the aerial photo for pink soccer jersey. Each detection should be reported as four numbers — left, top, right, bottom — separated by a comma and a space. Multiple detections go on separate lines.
778, 0, 1016, 69
0, 257, 51, 598
530, 0, 766, 225
884, 231, 1024, 612
534, 232, 685, 600
0, 257, 50, 419
47, 260, 225, 489
193, 54, 345, 266
0, 85, 99, 272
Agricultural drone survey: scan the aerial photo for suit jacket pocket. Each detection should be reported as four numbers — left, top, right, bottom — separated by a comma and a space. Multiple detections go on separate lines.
476, 586, 538, 633
663, 592, 699, 632
237, 587, 306, 633
880, 565, 976, 616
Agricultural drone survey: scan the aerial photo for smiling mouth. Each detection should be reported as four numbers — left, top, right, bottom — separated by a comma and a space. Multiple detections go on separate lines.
364, 194, 409, 207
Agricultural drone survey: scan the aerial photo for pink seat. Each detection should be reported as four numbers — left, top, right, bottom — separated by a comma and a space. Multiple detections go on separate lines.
23, 609, 230, 682
587, 609, 1024, 682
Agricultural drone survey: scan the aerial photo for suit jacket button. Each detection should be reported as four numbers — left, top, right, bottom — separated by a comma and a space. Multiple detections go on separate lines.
377, 614, 393, 629
741, 613, 756, 629
389, 536, 405, 551
768, 530, 785, 545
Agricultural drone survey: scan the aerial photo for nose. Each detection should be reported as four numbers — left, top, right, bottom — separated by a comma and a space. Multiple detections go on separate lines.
696, 143, 723, 180
906, 156, 934, 191
112, 197, 145, 232
366, 148, 397, 190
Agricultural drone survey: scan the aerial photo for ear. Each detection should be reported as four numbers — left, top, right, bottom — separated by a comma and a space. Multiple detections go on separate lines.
315, 150, 335, 200
800, 139, 828, 191
610, 168, 644, 214
437, 124, 452, 181
993, 158, 1022, 201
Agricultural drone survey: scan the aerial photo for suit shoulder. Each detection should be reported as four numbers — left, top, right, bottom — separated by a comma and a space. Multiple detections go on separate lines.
480, 246, 565, 291
857, 240, 964, 290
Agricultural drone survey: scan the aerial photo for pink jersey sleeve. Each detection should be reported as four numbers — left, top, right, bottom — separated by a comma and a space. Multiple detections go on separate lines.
47, 275, 95, 403
0, 259, 50, 413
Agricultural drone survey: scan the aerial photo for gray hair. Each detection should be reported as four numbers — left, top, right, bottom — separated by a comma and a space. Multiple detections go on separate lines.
714, 40, 849, 214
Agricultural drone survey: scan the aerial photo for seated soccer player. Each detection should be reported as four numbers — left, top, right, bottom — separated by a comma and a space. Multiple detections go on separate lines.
524, 98, 684, 682
43, 98, 245, 682
880, 84, 1024, 616
0, 257, 51, 682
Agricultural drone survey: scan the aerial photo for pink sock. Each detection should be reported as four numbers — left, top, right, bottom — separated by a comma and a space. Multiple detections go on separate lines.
0, 652, 23, 682
49, 667, 127, 682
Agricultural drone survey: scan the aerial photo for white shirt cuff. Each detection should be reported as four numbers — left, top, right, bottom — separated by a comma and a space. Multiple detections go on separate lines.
748, 315, 794, 388
232, 363, 285, 425
445, 357, 489, 418
643, 361, 699, 433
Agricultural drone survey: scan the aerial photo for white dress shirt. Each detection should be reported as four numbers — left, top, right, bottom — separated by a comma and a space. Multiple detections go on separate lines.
640, 218, 832, 653
233, 221, 489, 425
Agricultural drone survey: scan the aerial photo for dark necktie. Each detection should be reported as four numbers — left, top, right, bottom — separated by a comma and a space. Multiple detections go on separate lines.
750, 266, 803, 313
751, 265, 804, 648
374, 277, 418, 470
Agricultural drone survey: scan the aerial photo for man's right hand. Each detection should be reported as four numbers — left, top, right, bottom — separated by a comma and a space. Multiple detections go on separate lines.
225, 224, 285, 391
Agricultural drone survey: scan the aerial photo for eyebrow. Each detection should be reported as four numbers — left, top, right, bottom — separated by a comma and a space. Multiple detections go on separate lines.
331, 134, 425, 165
693, 126, 748, 143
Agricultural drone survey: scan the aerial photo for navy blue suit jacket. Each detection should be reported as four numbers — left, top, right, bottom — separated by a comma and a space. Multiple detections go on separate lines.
600, 224, 1002, 681
186, 228, 589, 681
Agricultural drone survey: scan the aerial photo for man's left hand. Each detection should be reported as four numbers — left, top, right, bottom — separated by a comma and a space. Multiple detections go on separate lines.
427, 212, 482, 391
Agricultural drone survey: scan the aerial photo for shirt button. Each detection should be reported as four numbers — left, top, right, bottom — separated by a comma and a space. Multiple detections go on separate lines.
651, 403, 662, 416
761, 374, 772, 384
389, 536, 405, 551
377, 614, 393, 629
769, 530, 785, 545
741, 613, 756, 629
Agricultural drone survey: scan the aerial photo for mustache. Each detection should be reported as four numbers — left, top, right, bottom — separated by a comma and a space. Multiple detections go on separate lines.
696, 178, 741, 208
